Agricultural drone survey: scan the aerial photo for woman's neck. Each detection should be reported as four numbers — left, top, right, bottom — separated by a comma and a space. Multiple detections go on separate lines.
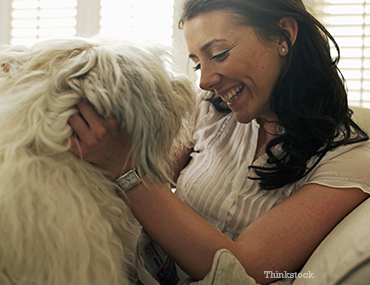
253, 117, 281, 162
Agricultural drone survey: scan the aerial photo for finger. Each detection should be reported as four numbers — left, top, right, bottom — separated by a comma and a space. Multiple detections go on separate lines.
76, 101, 105, 129
69, 135, 83, 157
68, 113, 91, 141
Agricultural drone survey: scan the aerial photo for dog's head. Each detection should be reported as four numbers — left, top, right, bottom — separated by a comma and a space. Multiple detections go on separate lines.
0, 37, 196, 184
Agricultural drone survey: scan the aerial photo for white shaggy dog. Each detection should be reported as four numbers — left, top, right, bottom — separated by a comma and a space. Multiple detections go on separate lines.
0, 37, 195, 285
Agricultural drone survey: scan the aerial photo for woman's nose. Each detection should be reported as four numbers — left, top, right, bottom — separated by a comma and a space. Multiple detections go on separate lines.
199, 66, 221, 91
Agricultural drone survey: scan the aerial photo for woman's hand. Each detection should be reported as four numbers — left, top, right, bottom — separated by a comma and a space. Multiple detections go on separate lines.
68, 101, 132, 179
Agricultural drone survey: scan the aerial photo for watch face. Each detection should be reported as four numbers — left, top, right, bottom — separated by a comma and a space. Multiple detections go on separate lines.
122, 172, 136, 187
117, 169, 141, 191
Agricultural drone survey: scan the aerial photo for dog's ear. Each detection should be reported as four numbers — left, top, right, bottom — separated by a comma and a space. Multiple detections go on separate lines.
169, 74, 196, 147
171, 76, 196, 117
171, 75, 195, 99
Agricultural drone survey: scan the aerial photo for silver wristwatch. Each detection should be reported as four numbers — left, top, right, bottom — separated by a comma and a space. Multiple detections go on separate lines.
115, 168, 142, 192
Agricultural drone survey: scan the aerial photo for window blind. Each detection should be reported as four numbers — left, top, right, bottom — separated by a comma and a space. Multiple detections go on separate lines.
312, 0, 370, 108
5, 0, 175, 47
9, 0, 78, 46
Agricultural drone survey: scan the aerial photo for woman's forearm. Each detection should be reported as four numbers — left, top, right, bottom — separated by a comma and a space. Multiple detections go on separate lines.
119, 176, 329, 285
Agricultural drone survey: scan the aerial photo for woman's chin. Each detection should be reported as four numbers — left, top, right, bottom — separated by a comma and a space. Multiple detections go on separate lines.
232, 111, 254, 124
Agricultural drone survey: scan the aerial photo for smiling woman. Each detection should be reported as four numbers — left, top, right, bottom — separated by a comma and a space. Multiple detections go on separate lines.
183, 10, 289, 124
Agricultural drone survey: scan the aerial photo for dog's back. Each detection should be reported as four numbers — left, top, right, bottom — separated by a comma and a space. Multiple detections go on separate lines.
0, 37, 195, 285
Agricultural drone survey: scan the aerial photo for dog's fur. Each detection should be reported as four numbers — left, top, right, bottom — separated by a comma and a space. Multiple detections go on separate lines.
0, 37, 196, 285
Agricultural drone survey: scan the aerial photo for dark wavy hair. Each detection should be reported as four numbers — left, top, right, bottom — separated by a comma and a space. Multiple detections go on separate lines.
179, 0, 369, 190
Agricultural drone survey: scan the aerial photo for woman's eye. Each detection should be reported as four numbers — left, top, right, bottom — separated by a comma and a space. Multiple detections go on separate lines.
193, 63, 201, 71
211, 50, 230, 61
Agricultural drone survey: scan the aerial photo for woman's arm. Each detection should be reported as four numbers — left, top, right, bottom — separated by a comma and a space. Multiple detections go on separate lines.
123, 178, 368, 284
68, 102, 369, 284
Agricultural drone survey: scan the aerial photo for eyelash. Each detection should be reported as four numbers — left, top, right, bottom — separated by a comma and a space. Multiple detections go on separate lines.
211, 49, 230, 61
192, 49, 231, 72
193, 64, 201, 71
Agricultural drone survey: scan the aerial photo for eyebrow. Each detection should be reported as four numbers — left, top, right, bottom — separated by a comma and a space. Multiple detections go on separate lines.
189, 39, 227, 59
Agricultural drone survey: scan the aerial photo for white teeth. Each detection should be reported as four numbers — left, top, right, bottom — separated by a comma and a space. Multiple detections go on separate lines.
222, 85, 243, 103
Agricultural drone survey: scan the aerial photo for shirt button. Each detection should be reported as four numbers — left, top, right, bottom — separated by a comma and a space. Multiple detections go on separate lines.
229, 192, 236, 199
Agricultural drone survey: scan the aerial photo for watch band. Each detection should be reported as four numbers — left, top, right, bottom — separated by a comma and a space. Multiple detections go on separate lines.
115, 168, 142, 192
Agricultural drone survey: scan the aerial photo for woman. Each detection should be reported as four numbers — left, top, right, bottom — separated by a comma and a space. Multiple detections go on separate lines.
69, 0, 370, 284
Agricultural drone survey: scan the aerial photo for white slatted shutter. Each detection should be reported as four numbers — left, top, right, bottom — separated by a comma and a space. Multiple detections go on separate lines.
9, 0, 78, 46
5, 0, 177, 47
312, 0, 370, 108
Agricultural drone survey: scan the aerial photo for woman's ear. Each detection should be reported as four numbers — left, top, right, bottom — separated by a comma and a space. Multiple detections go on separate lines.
278, 18, 298, 56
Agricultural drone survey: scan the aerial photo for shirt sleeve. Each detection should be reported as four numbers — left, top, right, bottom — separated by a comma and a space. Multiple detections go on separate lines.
304, 141, 370, 194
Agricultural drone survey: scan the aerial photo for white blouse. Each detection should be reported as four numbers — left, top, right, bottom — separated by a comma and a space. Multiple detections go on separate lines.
176, 96, 370, 241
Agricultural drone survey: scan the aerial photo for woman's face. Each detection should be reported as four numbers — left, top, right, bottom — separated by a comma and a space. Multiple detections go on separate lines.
183, 10, 286, 124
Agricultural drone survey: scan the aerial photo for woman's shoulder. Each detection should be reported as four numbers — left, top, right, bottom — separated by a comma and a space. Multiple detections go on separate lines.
324, 139, 370, 162
304, 140, 370, 194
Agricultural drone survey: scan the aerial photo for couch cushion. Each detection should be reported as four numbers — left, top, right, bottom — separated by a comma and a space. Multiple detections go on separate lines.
350, 106, 370, 134
293, 197, 370, 285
